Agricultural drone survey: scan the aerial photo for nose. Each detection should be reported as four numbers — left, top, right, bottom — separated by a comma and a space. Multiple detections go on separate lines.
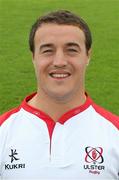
52, 49, 67, 67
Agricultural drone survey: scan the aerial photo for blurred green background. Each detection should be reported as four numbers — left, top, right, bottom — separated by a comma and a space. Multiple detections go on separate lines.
0, 0, 119, 115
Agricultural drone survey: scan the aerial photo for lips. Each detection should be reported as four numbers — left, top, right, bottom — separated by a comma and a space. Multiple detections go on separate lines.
49, 71, 71, 79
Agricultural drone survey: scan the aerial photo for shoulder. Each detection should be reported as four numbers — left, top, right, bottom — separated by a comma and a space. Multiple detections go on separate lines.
91, 101, 119, 130
0, 92, 37, 127
0, 107, 20, 126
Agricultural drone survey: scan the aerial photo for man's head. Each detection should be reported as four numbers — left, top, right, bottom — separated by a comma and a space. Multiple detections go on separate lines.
29, 10, 92, 55
29, 10, 92, 103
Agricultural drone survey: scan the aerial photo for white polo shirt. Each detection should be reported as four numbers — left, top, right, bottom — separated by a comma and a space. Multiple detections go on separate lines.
0, 93, 119, 179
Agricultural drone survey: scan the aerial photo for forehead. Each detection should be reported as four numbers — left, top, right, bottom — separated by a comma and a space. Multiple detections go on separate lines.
34, 24, 86, 45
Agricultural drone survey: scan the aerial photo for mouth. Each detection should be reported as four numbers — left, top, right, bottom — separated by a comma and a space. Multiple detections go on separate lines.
49, 72, 71, 79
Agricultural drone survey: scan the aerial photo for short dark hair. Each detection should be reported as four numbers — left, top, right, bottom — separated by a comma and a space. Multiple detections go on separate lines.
29, 10, 92, 54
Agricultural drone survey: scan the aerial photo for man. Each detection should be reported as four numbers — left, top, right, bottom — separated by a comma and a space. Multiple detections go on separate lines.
0, 10, 119, 179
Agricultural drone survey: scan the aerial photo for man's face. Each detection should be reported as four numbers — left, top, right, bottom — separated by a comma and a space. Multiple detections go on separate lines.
33, 24, 91, 102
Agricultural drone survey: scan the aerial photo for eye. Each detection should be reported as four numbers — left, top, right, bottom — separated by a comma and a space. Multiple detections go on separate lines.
65, 48, 80, 57
68, 48, 78, 52
66, 48, 79, 56
42, 49, 53, 54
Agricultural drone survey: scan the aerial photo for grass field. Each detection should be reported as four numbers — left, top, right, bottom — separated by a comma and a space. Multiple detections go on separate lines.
0, 0, 119, 115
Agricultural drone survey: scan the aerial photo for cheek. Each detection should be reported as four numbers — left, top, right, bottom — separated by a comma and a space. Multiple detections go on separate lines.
33, 61, 41, 77
73, 62, 87, 78
71, 59, 87, 71
34, 60, 50, 80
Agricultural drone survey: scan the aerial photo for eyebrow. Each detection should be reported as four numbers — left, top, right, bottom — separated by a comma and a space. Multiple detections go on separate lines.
65, 42, 81, 49
39, 42, 81, 51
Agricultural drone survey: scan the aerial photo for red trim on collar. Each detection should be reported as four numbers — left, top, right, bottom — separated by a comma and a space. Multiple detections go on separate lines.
22, 92, 92, 123
21, 92, 92, 138
58, 95, 92, 124
21, 92, 55, 140
92, 102, 119, 130
0, 107, 20, 126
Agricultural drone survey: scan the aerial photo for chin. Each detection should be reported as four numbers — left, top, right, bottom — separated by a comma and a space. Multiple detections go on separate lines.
48, 91, 73, 103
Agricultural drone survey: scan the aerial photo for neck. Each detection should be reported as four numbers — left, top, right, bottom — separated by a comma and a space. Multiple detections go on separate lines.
28, 90, 86, 122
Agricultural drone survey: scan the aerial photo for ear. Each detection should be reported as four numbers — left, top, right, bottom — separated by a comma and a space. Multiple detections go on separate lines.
31, 53, 35, 64
86, 48, 92, 65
